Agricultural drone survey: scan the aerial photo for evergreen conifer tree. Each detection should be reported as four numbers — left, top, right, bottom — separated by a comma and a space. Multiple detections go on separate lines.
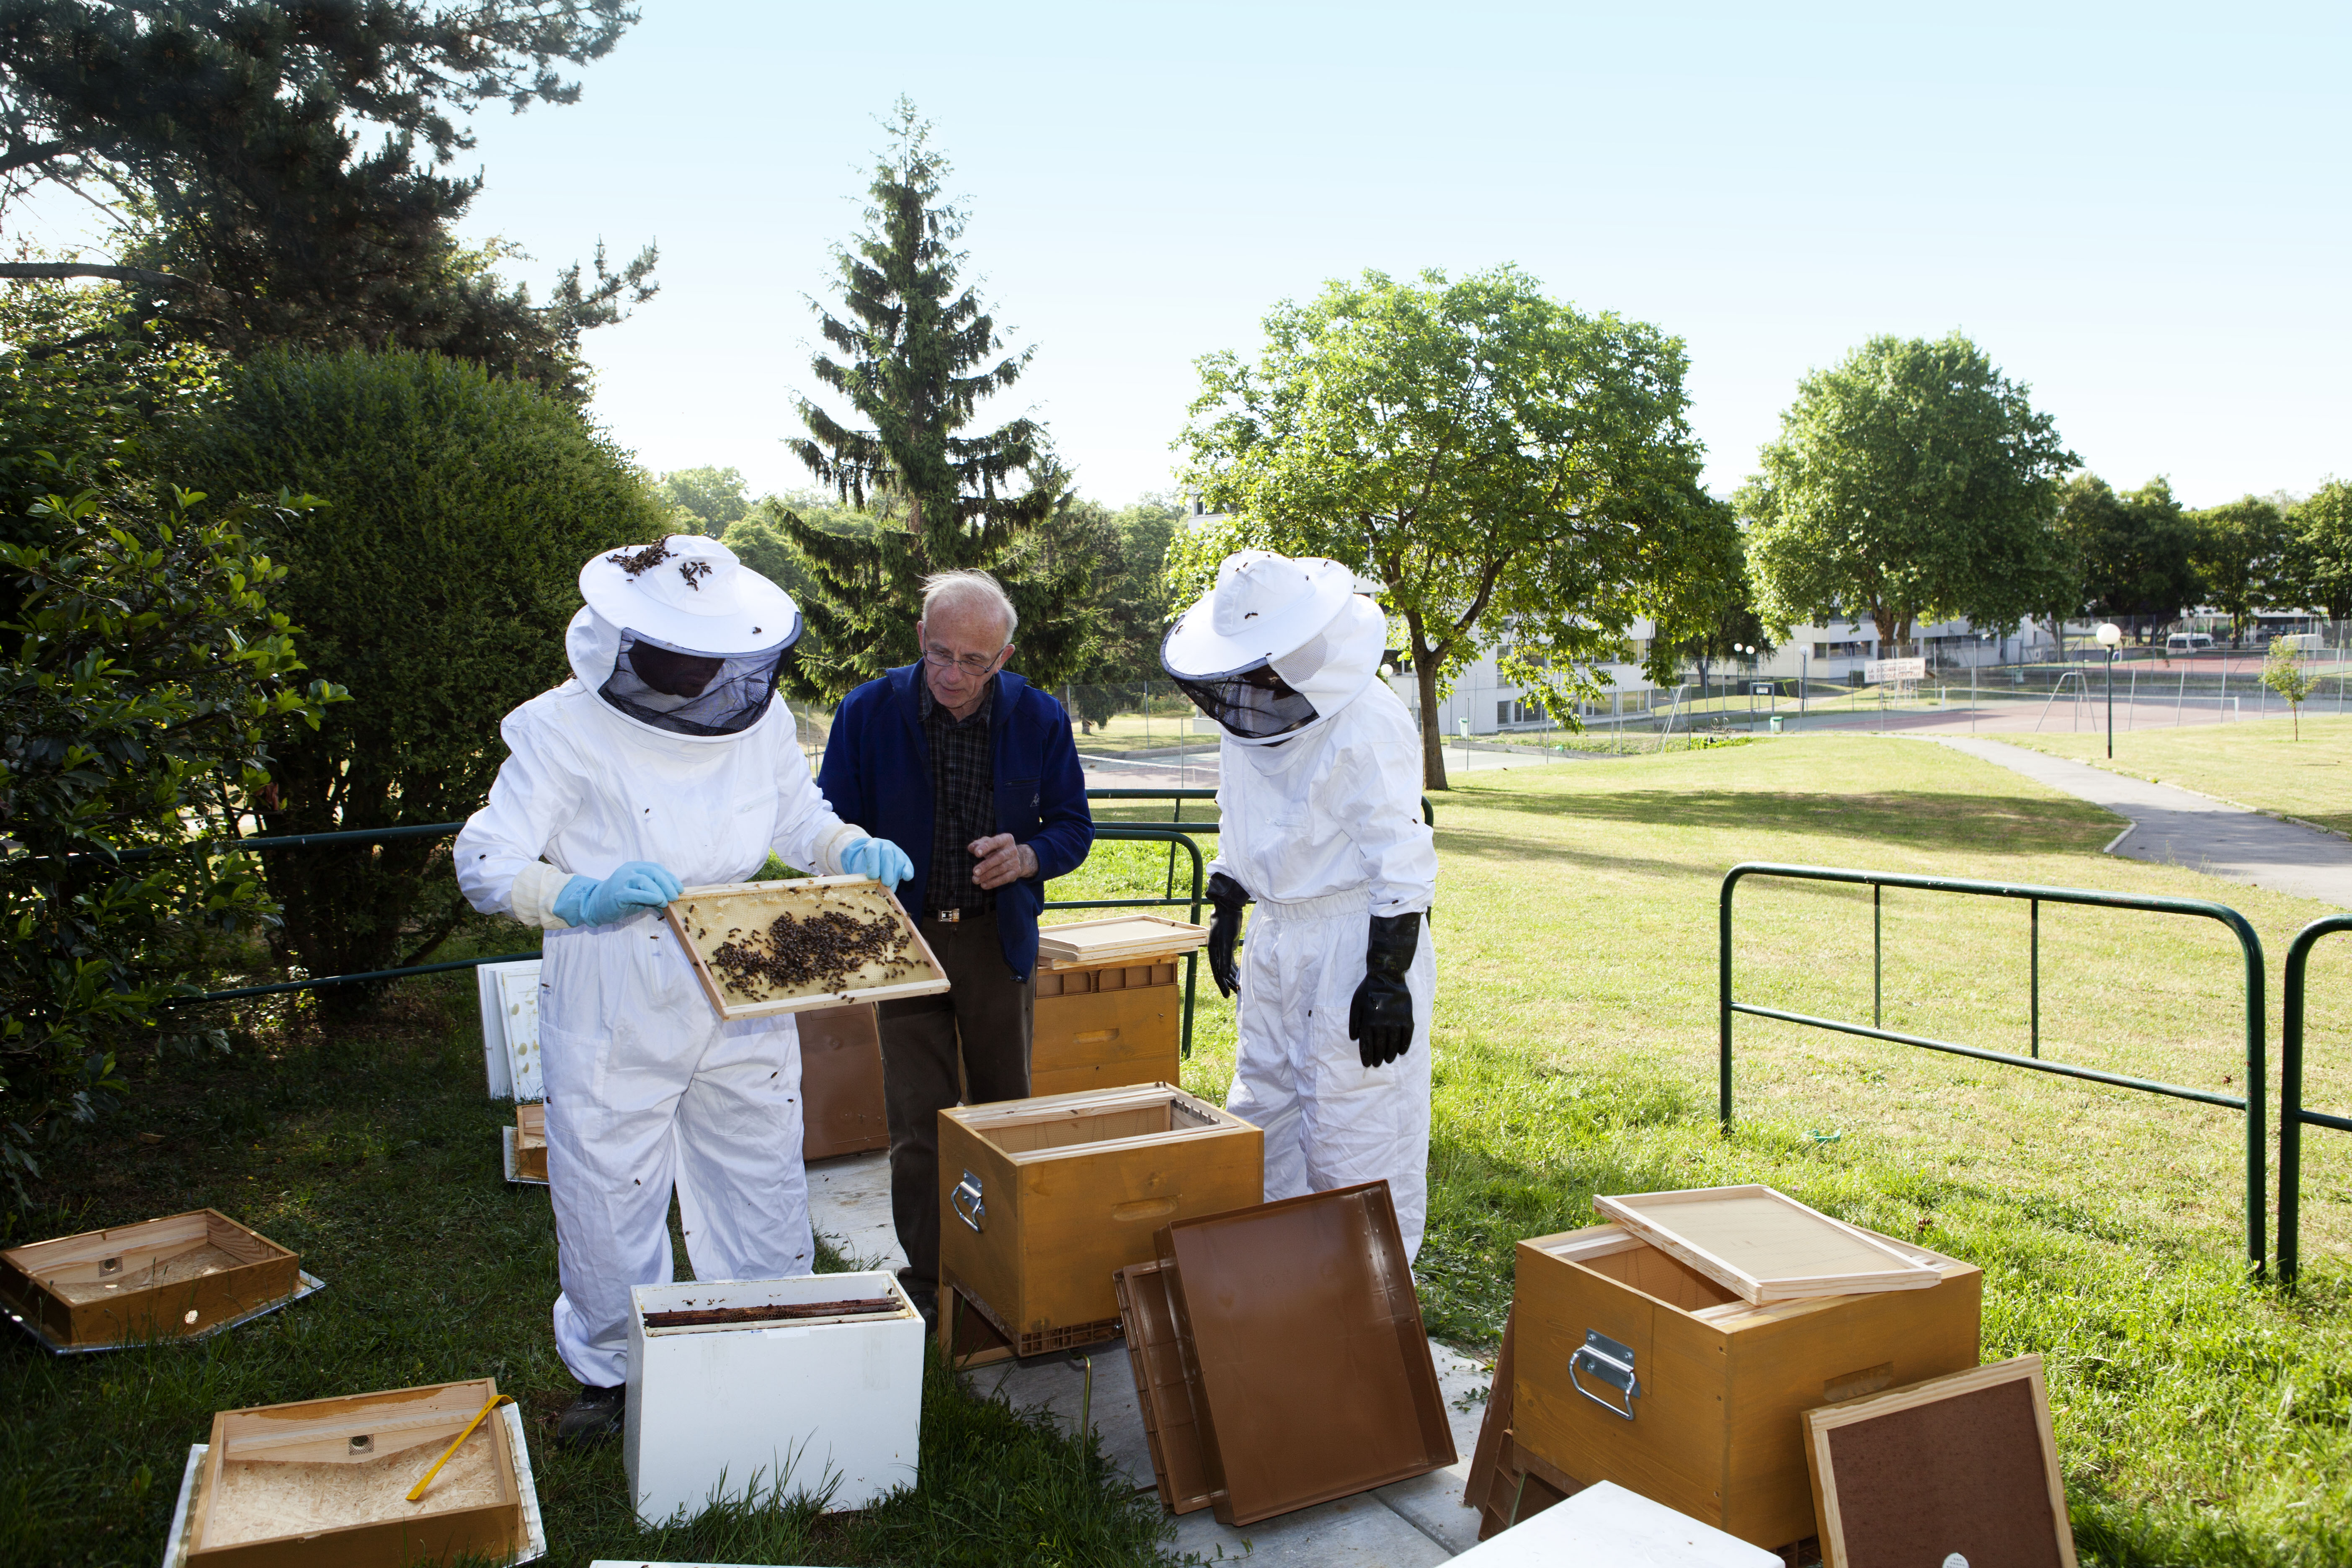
779, 101, 1085, 699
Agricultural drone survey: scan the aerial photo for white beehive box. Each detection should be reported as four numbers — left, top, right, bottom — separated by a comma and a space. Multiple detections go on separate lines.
624, 1272, 922, 1526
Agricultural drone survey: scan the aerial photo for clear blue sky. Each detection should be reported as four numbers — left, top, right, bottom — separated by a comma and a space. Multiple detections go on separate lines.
57, 1, 2352, 510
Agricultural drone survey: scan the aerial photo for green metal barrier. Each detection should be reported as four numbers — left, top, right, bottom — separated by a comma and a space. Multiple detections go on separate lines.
1720, 862, 2269, 1277
2280, 913, 2352, 1285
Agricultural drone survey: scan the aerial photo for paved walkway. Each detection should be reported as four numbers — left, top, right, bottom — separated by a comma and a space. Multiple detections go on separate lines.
806, 1150, 1489, 1564
1927, 736, 2352, 908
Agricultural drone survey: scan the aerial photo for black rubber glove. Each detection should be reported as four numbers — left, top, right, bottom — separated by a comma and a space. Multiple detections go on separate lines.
1205, 872, 1251, 998
1349, 911, 1422, 1068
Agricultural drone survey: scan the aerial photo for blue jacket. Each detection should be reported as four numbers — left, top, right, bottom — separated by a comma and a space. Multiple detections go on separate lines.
818, 664, 1093, 982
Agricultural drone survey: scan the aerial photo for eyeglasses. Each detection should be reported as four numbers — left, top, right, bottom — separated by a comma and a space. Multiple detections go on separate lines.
923, 643, 1008, 677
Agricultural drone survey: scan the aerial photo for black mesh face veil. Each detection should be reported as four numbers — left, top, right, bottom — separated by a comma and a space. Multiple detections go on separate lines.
1171, 662, 1319, 740
599, 628, 788, 736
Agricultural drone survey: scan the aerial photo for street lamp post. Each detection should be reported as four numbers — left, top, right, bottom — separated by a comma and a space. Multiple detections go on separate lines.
2096, 622, 2123, 758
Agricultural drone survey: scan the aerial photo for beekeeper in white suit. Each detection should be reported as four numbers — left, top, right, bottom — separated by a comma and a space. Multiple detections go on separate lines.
1161, 550, 1438, 1258
455, 534, 913, 1447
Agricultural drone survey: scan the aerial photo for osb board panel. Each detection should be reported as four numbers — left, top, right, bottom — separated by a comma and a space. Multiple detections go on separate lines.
1158, 1181, 1455, 1528
1, 1210, 300, 1349
1116, 1261, 1212, 1514
1037, 915, 1208, 966
1512, 1222, 1981, 1551
191, 1379, 519, 1568
1032, 988, 1181, 1099
1594, 1186, 1939, 1304
664, 876, 948, 1019
1806, 1356, 2074, 1568
798, 1003, 889, 1159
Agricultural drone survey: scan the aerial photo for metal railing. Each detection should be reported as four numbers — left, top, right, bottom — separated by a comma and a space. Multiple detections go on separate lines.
1719, 863, 2270, 1276
2280, 914, 2352, 1285
161, 785, 1442, 1055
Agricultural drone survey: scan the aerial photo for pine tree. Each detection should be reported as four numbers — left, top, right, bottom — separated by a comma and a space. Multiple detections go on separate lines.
779, 101, 1086, 699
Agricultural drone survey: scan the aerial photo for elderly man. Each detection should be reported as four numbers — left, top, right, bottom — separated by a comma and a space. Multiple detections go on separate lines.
816, 568, 1093, 1322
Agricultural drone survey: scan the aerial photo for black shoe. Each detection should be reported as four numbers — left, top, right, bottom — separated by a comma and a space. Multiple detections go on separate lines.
909, 1289, 939, 1337
556, 1383, 625, 1449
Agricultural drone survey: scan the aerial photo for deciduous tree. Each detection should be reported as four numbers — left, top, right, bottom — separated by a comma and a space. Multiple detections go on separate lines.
777, 102, 1082, 697
175, 347, 668, 1005
2053, 474, 2202, 642
2189, 496, 2293, 646
2287, 479, 2352, 623
1179, 266, 1726, 789
1740, 333, 2076, 661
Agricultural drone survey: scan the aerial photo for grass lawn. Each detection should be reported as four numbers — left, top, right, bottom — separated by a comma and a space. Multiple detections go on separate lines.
1094, 733, 2352, 1564
2004, 714, 2352, 837
0, 964, 1166, 1568
7, 735, 2350, 1565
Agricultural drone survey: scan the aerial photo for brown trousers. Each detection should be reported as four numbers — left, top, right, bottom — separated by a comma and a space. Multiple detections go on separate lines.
877, 913, 1033, 1295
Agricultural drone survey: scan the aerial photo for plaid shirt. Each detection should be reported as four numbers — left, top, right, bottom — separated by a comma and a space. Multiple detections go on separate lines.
920, 678, 996, 915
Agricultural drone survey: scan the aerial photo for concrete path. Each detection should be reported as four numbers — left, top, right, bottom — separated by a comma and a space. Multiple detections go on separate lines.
805, 1149, 1490, 1563
1928, 735, 2352, 908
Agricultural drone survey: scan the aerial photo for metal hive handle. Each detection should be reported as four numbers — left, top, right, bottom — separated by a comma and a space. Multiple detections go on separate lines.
952, 1170, 986, 1233
1569, 1328, 1640, 1421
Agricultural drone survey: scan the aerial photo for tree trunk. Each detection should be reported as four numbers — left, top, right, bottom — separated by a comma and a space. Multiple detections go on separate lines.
1415, 656, 1449, 791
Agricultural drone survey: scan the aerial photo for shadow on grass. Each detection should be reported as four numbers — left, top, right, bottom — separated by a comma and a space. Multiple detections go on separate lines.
0, 975, 1179, 1568
1438, 786, 2119, 860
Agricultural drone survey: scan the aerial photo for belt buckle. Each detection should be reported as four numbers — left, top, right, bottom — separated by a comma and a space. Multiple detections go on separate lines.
933, 908, 961, 924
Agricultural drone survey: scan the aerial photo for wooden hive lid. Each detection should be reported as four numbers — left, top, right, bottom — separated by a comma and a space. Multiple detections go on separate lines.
1036, 915, 1210, 967
1591, 1185, 1942, 1305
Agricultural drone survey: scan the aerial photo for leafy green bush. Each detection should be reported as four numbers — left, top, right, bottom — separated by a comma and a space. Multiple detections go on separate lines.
176, 348, 667, 999
0, 456, 338, 1209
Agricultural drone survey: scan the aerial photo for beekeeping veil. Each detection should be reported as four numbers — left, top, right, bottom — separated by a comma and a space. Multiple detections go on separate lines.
568, 534, 802, 740
1159, 550, 1387, 745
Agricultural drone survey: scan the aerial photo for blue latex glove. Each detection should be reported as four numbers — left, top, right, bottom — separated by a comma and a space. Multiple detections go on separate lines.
840, 835, 914, 887
554, 861, 683, 926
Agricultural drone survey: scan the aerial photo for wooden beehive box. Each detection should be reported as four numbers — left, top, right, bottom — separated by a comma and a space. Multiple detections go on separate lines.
1, 1210, 301, 1349
938, 1084, 1260, 1359
1032, 916, 1207, 1098
513, 1104, 548, 1184
664, 876, 948, 1019
798, 1002, 890, 1159
1512, 1220, 1981, 1552
183, 1379, 523, 1568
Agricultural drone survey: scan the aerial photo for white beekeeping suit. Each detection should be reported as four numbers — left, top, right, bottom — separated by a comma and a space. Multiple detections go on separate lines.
1161, 551, 1439, 1258
455, 534, 906, 1436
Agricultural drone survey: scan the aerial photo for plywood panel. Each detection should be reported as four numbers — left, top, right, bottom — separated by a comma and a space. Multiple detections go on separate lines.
1037, 915, 1209, 966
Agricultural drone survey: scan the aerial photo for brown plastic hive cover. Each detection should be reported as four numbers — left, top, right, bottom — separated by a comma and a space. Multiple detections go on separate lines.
1114, 1260, 1213, 1514
1155, 1181, 1456, 1527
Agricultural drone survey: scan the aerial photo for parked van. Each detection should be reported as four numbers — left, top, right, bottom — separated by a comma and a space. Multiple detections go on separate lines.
2165, 632, 2214, 654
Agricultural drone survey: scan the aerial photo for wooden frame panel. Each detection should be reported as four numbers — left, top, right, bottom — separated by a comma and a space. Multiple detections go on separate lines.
1804, 1355, 2075, 1568
1594, 1186, 1941, 1305
513, 1104, 547, 1183
663, 876, 949, 1020
1, 1210, 300, 1349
